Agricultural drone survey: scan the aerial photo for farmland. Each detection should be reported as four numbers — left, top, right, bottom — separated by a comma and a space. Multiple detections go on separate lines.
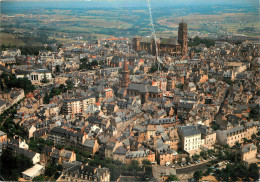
0, 0, 259, 45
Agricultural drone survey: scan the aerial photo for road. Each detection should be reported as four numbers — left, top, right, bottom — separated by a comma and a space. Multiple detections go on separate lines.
176, 159, 219, 174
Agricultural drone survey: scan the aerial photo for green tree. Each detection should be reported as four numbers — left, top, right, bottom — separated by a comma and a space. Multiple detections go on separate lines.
249, 163, 259, 180
185, 156, 191, 163
43, 93, 50, 104
55, 65, 60, 74
129, 160, 140, 176
32, 175, 45, 181
91, 60, 98, 67
242, 137, 248, 144
150, 64, 158, 73
251, 134, 257, 140
142, 159, 151, 173
0, 148, 33, 181
207, 149, 215, 156
200, 151, 207, 159
193, 170, 203, 181
41, 72, 49, 83
45, 164, 57, 177
192, 154, 200, 161
65, 80, 74, 90
166, 174, 179, 181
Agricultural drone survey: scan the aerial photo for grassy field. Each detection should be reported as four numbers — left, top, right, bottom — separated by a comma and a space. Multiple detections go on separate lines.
0, 33, 26, 47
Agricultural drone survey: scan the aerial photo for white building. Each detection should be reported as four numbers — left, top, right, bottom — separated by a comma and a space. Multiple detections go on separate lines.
178, 125, 203, 152
15, 69, 52, 84
62, 96, 96, 115
22, 164, 44, 180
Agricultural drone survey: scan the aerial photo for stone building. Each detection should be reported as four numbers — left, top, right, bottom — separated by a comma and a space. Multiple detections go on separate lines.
132, 21, 188, 56
178, 20, 188, 56
118, 60, 162, 103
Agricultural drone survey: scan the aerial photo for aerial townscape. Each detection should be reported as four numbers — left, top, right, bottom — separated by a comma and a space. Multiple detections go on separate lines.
0, 0, 259, 181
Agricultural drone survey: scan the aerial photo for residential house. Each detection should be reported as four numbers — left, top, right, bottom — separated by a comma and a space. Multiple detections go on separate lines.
240, 143, 257, 162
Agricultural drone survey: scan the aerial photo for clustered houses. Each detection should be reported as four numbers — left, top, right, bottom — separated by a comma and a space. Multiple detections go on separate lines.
0, 88, 25, 114
0, 21, 259, 181
216, 121, 258, 147
59, 162, 110, 182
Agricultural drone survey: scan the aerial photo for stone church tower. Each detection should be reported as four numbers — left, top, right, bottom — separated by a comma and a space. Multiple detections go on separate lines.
178, 20, 188, 56
121, 59, 130, 87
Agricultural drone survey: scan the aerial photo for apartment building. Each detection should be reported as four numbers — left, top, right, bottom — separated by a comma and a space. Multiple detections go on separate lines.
216, 121, 259, 147
62, 96, 95, 115
178, 125, 203, 152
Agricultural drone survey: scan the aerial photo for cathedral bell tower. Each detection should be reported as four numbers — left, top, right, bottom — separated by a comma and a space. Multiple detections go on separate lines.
121, 59, 130, 87
178, 20, 188, 56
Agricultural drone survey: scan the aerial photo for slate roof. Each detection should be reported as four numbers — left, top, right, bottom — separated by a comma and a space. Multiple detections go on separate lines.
179, 125, 201, 137
226, 125, 245, 136
128, 83, 161, 93
15, 147, 37, 159
241, 143, 257, 153
83, 139, 96, 148
126, 150, 149, 158
51, 149, 60, 159
113, 147, 128, 155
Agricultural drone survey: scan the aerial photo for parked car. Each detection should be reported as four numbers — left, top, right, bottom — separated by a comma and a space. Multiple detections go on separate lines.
171, 165, 175, 168
166, 162, 170, 166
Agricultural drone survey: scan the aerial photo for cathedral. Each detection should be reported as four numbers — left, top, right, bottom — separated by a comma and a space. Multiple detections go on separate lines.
132, 21, 188, 57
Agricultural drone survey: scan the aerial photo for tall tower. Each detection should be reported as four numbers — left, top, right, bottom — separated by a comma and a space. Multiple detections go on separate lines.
178, 20, 188, 56
150, 38, 157, 56
121, 59, 130, 87
132, 37, 140, 51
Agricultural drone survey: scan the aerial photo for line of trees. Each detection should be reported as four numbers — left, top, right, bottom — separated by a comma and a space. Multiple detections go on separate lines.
188, 36, 215, 48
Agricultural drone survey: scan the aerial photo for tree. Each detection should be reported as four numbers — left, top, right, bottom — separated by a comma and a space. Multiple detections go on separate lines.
32, 175, 45, 181
129, 160, 140, 176
91, 60, 98, 67
193, 170, 203, 181
0, 73, 35, 94
251, 134, 257, 140
185, 156, 191, 163
43, 93, 50, 104
45, 164, 57, 177
0, 148, 33, 181
242, 137, 248, 144
55, 65, 60, 74
192, 154, 200, 161
41, 71, 49, 83
249, 163, 259, 180
150, 64, 158, 73
200, 151, 207, 159
142, 159, 151, 173
166, 174, 179, 181
207, 149, 215, 156
65, 79, 74, 90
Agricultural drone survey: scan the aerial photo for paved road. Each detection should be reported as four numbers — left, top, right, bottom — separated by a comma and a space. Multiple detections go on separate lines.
176, 160, 215, 174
